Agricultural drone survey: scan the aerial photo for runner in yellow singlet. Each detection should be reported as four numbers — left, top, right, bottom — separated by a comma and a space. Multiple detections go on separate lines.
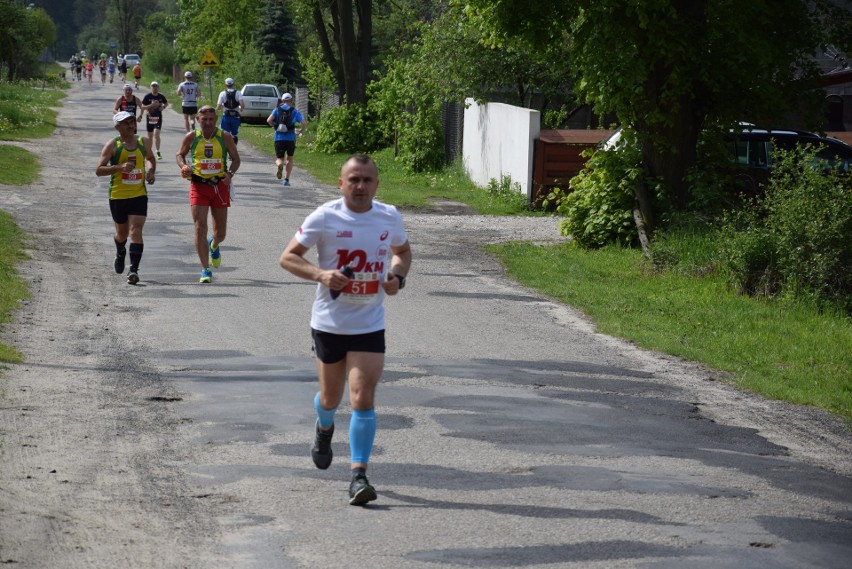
95, 111, 157, 285
175, 105, 240, 283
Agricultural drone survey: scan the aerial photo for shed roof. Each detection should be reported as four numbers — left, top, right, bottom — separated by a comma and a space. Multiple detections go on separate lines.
539, 129, 616, 145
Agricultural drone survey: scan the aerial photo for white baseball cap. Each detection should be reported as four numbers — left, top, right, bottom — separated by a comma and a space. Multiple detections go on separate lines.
281, 92, 293, 101
113, 111, 135, 124
225, 77, 234, 86
184, 71, 193, 78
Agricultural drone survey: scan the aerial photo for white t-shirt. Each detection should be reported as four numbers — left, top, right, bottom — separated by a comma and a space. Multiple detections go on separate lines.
295, 198, 409, 335
217, 89, 242, 114
178, 81, 200, 105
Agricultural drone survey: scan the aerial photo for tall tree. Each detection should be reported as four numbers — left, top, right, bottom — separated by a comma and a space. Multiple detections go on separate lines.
462, 0, 852, 235
112, 0, 139, 53
308, 0, 372, 104
256, 0, 301, 84
31, 0, 79, 57
175, 0, 262, 64
0, 1, 56, 79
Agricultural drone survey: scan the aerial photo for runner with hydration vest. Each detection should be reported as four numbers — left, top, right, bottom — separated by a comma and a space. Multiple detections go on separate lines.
216, 78, 244, 144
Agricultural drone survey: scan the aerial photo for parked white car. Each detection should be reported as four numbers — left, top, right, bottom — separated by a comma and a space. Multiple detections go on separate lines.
123, 54, 141, 67
240, 83, 281, 124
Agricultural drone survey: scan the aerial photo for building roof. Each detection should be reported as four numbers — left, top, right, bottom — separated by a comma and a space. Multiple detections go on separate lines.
539, 130, 615, 145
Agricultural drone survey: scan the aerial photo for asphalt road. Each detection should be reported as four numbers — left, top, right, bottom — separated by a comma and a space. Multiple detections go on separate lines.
0, 77, 850, 569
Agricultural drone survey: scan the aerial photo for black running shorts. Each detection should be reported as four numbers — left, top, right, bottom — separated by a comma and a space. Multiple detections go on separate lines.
274, 140, 296, 158
109, 195, 148, 224
311, 329, 385, 364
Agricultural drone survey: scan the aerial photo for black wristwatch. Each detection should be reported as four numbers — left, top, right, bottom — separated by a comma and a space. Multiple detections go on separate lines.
394, 273, 406, 289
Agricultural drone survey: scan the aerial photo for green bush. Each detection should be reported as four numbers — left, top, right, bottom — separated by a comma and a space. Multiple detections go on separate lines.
396, 108, 444, 173
366, 59, 446, 174
720, 146, 852, 312
548, 143, 641, 248
649, 214, 723, 277
141, 39, 176, 76
719, 207, 782, 297
485, 175, 532, 211
314, 103, 388, 155
216, 40, 282, 88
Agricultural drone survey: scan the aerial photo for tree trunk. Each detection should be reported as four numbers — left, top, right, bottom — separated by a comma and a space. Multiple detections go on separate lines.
355, 0, 372, 104
640, 113, 702, 210
636, 0, 708, 211
633, 198, 652, 259
633, 170, 655, 240
312, 0, 372, 106
312, 5, 346, 98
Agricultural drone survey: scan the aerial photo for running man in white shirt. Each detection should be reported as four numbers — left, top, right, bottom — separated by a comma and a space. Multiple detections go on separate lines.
279, 154, 412, 506
216, 77, 244, 144
177, 71, 201, 132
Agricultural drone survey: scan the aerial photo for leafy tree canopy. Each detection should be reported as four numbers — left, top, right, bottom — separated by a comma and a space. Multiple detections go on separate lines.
462, 0, 852, 234
176, 0, 262, 64
0, 1, 57, 80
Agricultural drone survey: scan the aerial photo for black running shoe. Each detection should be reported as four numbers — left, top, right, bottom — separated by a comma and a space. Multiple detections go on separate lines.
114, 252, 126, 274
127, 269, 139, 285
349, 473, 377, 506
311, 421, 334, 470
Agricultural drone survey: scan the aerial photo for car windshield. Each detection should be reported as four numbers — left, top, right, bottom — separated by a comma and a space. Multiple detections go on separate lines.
244, 86, 277, 98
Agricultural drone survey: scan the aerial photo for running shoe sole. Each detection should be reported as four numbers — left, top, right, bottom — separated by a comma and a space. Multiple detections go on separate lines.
127, 272, 139, 285
276, 164, 283, 180
349, 478, 377, 506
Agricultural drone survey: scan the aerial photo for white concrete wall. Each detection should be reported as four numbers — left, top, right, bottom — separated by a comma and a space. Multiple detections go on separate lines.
462, 98, 540, 200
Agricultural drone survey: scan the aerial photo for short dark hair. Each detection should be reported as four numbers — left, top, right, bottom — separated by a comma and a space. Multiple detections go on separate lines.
345, 154, 378, 173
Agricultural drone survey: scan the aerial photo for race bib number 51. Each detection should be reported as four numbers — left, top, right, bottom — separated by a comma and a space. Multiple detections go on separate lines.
340, 272, 381, 304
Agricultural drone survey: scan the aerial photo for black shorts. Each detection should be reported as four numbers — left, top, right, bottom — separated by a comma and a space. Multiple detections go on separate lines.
182, 105, 198, 116
311, 329, 385, 364
109, 195, 148, 224
274, 140, 296, 158
146, 116, 162, 132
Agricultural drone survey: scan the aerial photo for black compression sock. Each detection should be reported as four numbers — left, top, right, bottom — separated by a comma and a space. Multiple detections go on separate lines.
115, 239, 127, 256
129, 242, 143, 271
351, 467, 366, 480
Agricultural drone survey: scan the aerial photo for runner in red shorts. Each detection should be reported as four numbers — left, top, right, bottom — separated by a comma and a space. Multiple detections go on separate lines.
175, 106, 240, 283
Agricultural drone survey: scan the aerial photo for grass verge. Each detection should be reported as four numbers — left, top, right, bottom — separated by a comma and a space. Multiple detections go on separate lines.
0, 211, 29, 363
0, 145, 39, 185
0, 75, 65, 362
487, 241, 852, 423
0, 78, 65, 141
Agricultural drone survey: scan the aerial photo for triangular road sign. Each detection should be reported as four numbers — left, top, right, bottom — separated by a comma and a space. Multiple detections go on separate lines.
199, 49, 219, 68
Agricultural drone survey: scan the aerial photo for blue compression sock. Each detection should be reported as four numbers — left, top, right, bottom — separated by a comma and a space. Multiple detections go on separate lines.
314, 392, 337, 429
349, 408, 376, 464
